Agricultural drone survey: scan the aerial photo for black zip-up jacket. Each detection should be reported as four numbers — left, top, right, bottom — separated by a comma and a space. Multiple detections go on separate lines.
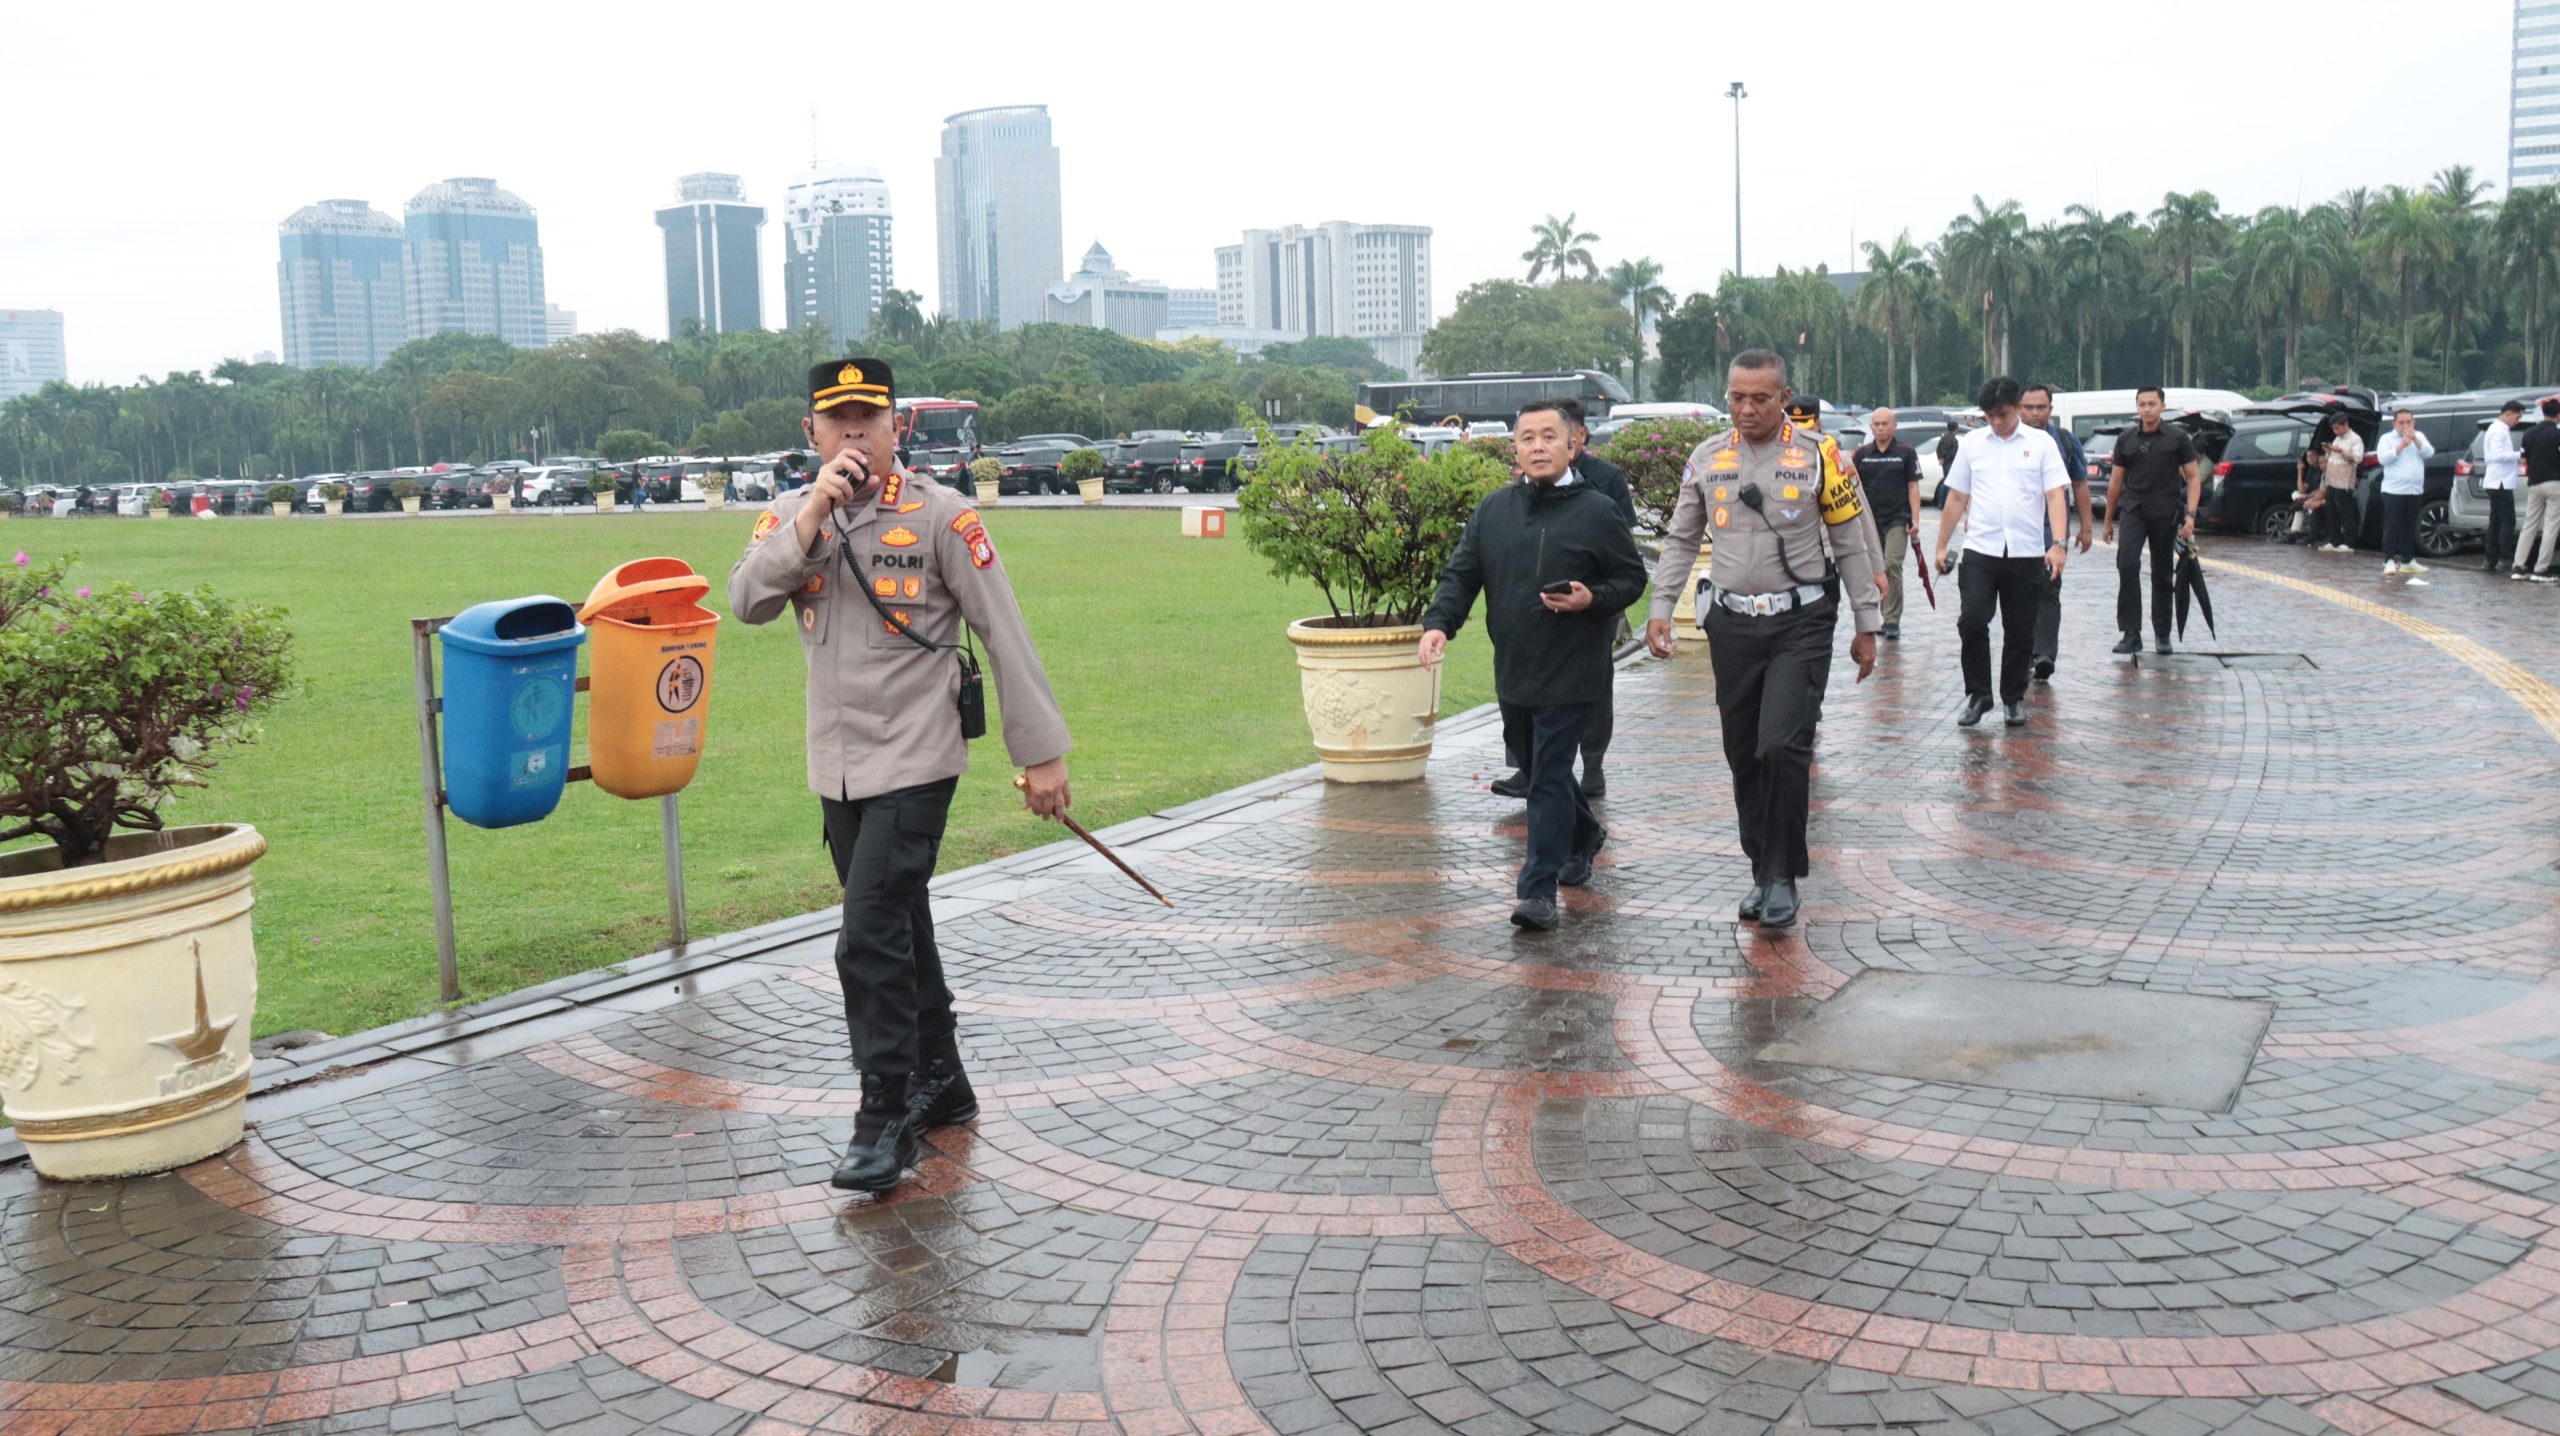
1573, 452, 1639, 527
1422, 479, 1648, 708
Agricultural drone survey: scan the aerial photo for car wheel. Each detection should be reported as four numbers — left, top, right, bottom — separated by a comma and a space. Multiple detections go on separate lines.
1154, 473, 1173, 494
2254, 504, 2295, 542
2416, 500, 2460, 558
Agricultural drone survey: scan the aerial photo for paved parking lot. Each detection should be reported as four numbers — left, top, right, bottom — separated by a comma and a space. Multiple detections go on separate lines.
5, 540, 2560, 1434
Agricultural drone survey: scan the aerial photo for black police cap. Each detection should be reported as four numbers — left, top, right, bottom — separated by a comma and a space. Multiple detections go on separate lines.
809, 358, 894, 414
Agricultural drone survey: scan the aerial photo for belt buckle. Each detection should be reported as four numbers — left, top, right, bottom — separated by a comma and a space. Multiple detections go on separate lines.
1749, 592, 1779, 617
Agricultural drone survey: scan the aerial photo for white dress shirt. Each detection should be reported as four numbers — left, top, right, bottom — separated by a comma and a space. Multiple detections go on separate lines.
1946, 424, 2069, 557
2485, 419, 2522, 491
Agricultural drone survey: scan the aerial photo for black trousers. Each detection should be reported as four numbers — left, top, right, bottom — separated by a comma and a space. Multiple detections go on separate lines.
1705, 598, 1836, 885
2381, 492, 2421, 564
1958, 552, 2046, 702
2316, 486, 2359, 546
820, 777, 957, 1082
1499, 702, 1602, 901
2032, 567, 2064, 666
1502, 668, 1614, 777
2115, 506, 2179, 639
2487, 489, 2517, 569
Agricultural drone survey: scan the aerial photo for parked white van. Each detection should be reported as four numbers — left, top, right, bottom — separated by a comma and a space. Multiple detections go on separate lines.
2048, 388, 2253, 441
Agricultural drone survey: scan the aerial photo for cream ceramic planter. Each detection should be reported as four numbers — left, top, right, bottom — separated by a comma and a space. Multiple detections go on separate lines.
0, 825, 264, 1181
1076, 477, 1105, 505
703, 491, 725, 511
594, 494, 617, 512
147, 508, 170, 520
322, 500, 343, 516
399, 496, 422, 515
1285, 619, 1438, 782
974, 480, 1001, 505
493, 494, 514, 512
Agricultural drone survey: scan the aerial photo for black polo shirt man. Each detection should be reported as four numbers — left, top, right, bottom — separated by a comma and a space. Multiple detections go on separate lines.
1850, 414, 1921, 639
2101, 390, 2200, 655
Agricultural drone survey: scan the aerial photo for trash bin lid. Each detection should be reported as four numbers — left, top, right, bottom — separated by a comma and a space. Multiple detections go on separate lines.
577, 556, 711, 623
439, 596, 585, 656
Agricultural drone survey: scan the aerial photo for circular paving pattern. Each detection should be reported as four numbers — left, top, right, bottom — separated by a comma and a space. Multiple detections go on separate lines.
8, 545, 2560, 1434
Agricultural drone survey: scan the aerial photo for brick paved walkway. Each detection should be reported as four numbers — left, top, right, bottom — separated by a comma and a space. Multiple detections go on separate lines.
8, 541, 2560, 1435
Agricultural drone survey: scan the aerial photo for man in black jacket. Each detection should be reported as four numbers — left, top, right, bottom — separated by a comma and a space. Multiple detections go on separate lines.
1489, 400, 1637, 801
1422, 400, 1649, 931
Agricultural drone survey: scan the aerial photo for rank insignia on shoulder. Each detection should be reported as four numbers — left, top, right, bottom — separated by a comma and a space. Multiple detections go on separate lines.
880, 526, 920, 547
877, 472, 905, 509
751, 511, 781, 544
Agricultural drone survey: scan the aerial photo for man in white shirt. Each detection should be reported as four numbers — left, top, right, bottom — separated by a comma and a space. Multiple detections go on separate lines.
2484, 399, 2524, 574
1932, 376, 2071, 729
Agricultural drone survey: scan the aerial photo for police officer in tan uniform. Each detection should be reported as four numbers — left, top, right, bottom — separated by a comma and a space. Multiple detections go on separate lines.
1644, 350, 1882, 930
730, 358, 1072, 1194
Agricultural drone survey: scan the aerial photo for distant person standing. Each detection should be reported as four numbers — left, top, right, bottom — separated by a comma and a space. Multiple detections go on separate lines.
1936, 420, 1964, 477
2101, 387, 2200, 654
1849, 409, 1922, 640
2518, 397, 2560, 582
2316, 412, 2364, 551
2483, 400, 2524, 573
2018, 384, 2092, 682
2374, 408, 2434, 583
1934, 376, 2070, 730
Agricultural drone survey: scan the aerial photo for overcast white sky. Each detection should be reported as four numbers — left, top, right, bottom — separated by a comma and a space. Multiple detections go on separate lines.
2, 0, 2518, 386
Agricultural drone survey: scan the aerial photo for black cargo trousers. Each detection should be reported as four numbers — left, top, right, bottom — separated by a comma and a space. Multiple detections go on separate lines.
820, 777, 957, 1083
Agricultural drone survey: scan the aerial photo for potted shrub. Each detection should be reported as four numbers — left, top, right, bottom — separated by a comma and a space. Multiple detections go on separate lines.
146, 488, 173, 520
589, 472, 617, 512
703, 472, 727, 511
318, 482, 346, 516
1600, 416, 1725, 627
264, 483, 296, 516
391, 478, 423, 515
1062, 447, 1107, 505
491, 476, 515, 513
0, 551, 296, 1179
970, 456, 1003, 505
1239, 425, 1507, 781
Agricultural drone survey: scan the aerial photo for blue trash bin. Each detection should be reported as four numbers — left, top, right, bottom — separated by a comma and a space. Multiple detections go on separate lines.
438, 596, 585, 829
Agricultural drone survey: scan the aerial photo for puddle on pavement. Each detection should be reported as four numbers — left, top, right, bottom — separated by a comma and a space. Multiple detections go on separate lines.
928, 1350, 1004, 1385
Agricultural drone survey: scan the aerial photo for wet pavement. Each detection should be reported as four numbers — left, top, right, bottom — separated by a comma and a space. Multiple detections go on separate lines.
7, 539, 2560, 1434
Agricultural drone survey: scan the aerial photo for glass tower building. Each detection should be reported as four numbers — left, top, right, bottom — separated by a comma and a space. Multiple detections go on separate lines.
783, 164, 893, 347
402, 177, 548, 349
656, 173, 765, 337
0, 310, 67, 402
934, 106, 1062, 332
278, 199, 406, 369
2516, 1, 2560, 189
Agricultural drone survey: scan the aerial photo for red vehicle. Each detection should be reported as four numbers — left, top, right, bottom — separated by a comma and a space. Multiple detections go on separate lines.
895, 398, 980, 465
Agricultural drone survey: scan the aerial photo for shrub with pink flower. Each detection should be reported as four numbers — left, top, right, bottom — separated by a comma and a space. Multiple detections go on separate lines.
0, 552, 296, 867
1600, 417, 1728, 539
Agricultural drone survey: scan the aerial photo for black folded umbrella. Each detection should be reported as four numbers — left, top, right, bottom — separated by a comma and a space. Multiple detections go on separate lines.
2174, 538, 2216, 640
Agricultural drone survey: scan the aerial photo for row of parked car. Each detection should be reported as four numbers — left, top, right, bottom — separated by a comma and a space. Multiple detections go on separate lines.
5, 455, 791, 517
904, 426, 1339, 497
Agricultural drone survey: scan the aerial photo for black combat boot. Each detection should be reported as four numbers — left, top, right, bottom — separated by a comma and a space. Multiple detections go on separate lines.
831, 1073, 918, 1193
910, 1030, 979, 1128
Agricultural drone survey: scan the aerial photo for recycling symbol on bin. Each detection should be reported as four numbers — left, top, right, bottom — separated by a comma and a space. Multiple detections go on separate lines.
656, 656, 705, 714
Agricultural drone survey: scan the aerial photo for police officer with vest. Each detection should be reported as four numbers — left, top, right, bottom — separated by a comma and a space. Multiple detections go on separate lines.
1644, 351, 1882, 929
729, 359, 1073, 1194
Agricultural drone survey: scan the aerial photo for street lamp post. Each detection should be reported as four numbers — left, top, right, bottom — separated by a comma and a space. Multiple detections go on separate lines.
1726, 81, 1748, 280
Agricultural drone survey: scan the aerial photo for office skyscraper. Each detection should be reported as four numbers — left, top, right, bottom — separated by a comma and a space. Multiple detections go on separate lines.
0, 310, 67, 401
277, 199, 406, 369
1215, 222, 1433, 373
2516, 1, 2560, 189
783, 164, 893, 347
656, 173, 765, 337
402, 177, 548, 348
934, 105, 1062, 332
546, 305, 578, 346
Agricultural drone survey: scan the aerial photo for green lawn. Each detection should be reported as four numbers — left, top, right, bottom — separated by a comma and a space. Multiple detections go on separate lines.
4, 509, 1496, 1038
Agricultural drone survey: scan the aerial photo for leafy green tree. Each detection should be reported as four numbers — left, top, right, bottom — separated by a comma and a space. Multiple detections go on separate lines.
1257, 337, 1398, 380
596, 429, 663, 463
688, 398, 806, 456
1421, 279, 1628, 377
985, 385, 1102, 441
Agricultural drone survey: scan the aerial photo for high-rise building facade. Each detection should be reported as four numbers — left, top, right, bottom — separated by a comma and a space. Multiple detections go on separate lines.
546, 305, 578, 346
934, 105, 1062, 332
783, 163, 893, 347
0, 310, 66, 401
402, 177, 548, 348
656, 173, 765, 337
2516, 1, 2560, 189
1167, 288, 1218, 329
277, 199, 406, 368
1043, 242, 1169, 339
1214, 222, 1433, 373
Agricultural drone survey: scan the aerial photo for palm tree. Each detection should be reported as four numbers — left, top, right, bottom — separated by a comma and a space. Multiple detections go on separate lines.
2428, 165, 2494, 389
1604, 258, 1672, 397
2363, 185, 2452, 392
1522, 213, 1600, 284
876, 289, 926, 346
2326, 189, 2378, 384
2053, 206, 2143, 389
2149, 191, 2228, 386
2497, 185, 2560, 384
1939, 197, 2035, 379
1855, 232, 1933, 405
2235, 207, 2336, 390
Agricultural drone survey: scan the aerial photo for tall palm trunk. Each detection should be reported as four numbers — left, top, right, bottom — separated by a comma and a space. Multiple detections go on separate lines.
2397, 265, 2416, 392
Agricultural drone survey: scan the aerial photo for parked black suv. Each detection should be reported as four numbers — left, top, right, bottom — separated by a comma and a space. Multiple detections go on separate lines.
2195, 397, 2380, 541
997, 442, 1076, 495
1110, 438, 1189, 493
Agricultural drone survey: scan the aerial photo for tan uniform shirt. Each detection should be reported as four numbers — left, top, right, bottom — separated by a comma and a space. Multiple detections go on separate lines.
728, 471, 1071, 802
1647, 421, 1885, 635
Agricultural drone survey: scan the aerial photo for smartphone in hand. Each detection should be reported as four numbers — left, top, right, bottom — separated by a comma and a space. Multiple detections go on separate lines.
1540, 579, 1575, 595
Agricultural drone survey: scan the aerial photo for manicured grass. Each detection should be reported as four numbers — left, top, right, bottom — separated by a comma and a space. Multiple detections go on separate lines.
4, 508, 1497, 1038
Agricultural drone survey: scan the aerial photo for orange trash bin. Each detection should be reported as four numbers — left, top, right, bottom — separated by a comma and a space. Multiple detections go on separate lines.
576, 557, 720, 799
